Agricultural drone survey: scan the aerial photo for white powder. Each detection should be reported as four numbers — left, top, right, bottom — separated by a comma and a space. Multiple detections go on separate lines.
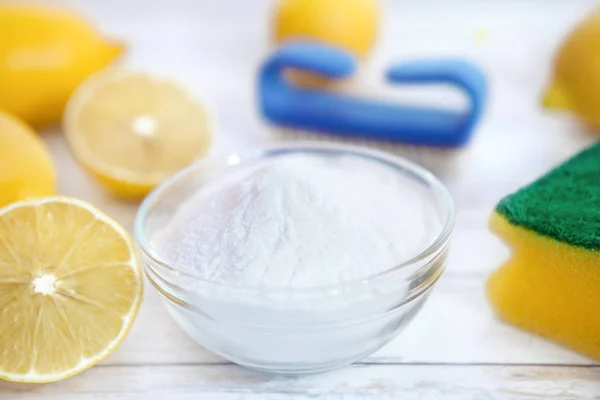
159, 154, 441, 288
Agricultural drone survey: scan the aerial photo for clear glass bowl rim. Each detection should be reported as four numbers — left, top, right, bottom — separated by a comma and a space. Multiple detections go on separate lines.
134, 141, 456, 296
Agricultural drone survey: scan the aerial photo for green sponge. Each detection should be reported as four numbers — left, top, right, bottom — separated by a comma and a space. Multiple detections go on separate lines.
496, 142, 600, 249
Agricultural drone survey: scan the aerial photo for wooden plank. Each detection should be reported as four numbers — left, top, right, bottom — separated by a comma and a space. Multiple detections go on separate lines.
98, 276, 594, 367
369, 278, 595, 365
2, 364, 599, 399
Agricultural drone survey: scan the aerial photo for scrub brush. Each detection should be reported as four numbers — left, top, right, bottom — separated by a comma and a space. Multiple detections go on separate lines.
257, 41, 487, 176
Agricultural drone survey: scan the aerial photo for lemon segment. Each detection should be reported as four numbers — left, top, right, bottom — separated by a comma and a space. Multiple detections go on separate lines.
0, 3, 123, 128
64, 69, 213, 199
0, 197, 142, 383
0, 110, 56, 207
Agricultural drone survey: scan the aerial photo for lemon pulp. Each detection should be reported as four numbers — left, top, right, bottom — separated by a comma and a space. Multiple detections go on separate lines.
0, 197, 142, 383
64, 69, 213, 199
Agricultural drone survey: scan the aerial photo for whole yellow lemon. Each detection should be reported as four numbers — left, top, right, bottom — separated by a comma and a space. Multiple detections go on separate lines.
0, 110, 56, 207
273, 0, 380, 58
543, 9, 600, 128
0, 4, 123, 128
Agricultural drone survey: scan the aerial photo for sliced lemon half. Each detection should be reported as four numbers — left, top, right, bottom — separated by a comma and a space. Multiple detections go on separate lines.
0, 197, 143, 383
64, 69, 214, 199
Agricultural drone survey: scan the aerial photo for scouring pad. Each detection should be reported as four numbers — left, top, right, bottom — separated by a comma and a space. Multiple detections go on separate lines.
487, 142, 600, 360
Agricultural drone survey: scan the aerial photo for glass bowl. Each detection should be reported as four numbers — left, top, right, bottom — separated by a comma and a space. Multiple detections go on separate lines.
135, 142, 455, 374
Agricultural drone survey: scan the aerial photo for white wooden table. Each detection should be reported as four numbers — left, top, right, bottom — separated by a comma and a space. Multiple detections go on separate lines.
2, 0, 600, 398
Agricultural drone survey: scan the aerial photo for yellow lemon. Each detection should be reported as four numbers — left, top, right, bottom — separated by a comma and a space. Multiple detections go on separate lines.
273, 0, 380, 58
543, 9, 600, 128
0, 197, 143, 383
64, 69, 214, 199
0, 3, 123, 128
0, 110, 56, 207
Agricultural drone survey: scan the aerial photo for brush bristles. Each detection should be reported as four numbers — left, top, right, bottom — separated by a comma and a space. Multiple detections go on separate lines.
272, 129, 463, 178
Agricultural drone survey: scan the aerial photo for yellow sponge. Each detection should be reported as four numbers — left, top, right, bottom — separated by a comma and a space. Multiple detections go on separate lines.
487, 143, 600, 360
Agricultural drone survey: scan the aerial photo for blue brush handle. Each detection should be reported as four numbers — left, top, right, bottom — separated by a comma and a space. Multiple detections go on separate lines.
259, 41, 487, 147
